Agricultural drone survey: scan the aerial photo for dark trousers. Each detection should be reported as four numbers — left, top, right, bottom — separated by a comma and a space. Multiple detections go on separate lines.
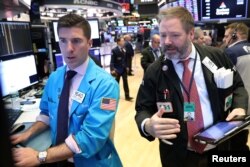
126, 56, 133, 74
115, 71, 130, 98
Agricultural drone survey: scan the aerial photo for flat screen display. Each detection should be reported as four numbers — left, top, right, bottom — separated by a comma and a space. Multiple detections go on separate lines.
0, 21, 33, 57
201, 0, 249, 21
0, 55, 38, 97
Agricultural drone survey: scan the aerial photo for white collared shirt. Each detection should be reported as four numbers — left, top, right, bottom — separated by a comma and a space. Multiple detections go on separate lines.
171, 44, 213, 128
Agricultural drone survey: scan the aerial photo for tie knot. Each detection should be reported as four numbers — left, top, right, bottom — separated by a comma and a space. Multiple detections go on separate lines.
179, 58, 190, 67
66, 70, 77, 80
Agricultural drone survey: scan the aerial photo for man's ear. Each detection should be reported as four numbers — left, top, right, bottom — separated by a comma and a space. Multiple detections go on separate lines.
88, 39, 93, 47
189, 28, 195, 41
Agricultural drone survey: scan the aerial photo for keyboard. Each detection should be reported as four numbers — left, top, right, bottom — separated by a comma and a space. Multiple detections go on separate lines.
6, 108, 23, 126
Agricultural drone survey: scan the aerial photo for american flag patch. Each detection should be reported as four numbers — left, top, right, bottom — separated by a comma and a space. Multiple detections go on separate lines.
100, 98, 117, 111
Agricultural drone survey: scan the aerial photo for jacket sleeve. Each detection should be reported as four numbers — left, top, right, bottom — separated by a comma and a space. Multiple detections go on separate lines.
141, 49, 151, 71
74, 76, 120, 158
135, 65, 159, 141
110, 49, 115, 71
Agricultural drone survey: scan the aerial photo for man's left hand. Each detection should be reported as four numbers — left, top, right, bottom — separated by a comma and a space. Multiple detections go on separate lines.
226, 108, 246, 121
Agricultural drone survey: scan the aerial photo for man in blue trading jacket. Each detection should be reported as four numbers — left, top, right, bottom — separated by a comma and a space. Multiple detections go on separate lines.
110, 36, 133, 101
11, 13, 122, 167
223, 22, 250, 151
135, 7, 248, 167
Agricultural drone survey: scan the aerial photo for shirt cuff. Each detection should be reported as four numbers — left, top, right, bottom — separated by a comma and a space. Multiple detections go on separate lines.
141, 118, 151, 136
36, 114, 49, 125
65, 134, 82, 154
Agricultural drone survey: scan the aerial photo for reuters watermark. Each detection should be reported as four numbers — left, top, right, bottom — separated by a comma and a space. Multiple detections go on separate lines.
209, 152, 249, 167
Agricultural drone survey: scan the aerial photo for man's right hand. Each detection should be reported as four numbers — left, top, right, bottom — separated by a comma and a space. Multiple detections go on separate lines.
111, 70, 117, 77
11, 131, 31, 145
145, 108, 180, 140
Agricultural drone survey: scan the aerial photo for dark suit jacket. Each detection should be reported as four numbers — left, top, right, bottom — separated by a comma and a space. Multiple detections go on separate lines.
110, 46, 127, 75
125, 41, 134, 58
224, 40, 250, 65
141, 46, 158, 72
135, 44, 248, 166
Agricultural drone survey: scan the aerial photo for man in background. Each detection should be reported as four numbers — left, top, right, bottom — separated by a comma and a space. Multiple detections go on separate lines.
141, 34, 161, 72
193, 27, 205, 45
204, 35, 212, 46
223, 22, 250, 115
223, 22, 250, 151
110, 36, 133, 101
124, 34, 134, 76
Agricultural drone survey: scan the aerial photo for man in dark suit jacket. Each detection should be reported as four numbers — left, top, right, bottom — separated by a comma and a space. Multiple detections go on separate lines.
135, 7, 248, 167
223, 22, 250, 151
141, 34, 161, 72
124, 34, 134, 76
110, 37, 133, 101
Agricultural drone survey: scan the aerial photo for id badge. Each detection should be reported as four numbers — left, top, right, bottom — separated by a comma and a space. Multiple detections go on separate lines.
184, 102, 195, 121
71, 90, 85, 103
156, 102, 173, 113
224, 94, 233, 111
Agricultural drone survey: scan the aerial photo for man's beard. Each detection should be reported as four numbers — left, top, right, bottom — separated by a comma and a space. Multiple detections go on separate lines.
161, 41, 191, 60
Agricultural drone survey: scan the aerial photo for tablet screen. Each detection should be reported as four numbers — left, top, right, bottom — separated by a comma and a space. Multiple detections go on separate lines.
198, 121, 243, 140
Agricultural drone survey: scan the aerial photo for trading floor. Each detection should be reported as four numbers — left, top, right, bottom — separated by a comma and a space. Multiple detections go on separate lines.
113, 53, 250, 167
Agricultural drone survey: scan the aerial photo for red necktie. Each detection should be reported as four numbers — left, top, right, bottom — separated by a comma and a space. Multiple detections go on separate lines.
181, 59, 206, 153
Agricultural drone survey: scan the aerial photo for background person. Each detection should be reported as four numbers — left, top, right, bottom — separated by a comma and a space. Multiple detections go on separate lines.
124, 34, 134, 76
110, 36, 133, 101
141, 34, 161, 72
222, 22, 250, 151
193, 27, 205, 45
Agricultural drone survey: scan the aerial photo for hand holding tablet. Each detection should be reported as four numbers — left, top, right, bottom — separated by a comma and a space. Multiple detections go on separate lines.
194, 115, 250, 145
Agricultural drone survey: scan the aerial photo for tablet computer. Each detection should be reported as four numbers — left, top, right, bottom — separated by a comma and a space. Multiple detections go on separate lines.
194, 115, 250, 145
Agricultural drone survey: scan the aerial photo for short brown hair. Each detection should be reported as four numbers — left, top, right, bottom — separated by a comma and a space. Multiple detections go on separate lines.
225, 22, 249, 39
57, 13, 91, 40
158, 6, 194, 33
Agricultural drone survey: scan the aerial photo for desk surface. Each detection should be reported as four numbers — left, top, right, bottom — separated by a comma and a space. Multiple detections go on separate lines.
14, 98, 52, 151
15, 98, 41, 124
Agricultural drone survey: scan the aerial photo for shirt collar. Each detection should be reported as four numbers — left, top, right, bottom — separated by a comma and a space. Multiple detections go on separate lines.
228, 40, 247, 48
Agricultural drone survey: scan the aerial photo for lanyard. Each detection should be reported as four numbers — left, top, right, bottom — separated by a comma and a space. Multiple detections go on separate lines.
179, 51, 198, 102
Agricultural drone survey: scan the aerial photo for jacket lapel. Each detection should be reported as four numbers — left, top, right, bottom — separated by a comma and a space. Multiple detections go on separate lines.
162, 59, 183, 101
69, 59, 96, 117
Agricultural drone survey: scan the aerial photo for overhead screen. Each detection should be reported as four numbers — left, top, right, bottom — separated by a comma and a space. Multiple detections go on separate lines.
201, 0, 249, 21
0, 22, 33, 57
162, 0, 199, 22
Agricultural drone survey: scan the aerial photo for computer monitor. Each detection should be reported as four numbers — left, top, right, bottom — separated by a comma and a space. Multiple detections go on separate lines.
0, 21, 33, 57
54, 53, 65, 68
0, 54, 39, 97
128, 26, 138, 33
89, 48, 101, 63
